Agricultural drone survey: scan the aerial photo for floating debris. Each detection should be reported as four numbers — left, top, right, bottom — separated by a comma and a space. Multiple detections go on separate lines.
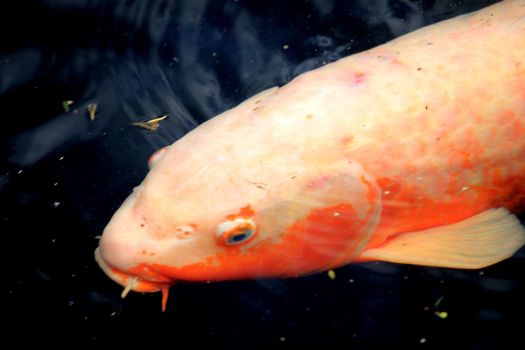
434, 295, 445, 308
131, 114, 168, 131
87, 103, 97, 121
327, 270, 336, 280
62, 100, 74, 112
432, 295, 449, 319
434, 311, 449, 319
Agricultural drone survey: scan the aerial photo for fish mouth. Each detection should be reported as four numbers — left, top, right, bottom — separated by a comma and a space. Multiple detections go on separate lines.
94, 247, 169, 296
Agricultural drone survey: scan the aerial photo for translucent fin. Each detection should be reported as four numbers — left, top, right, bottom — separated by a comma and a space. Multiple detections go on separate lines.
359, 208, 525, 269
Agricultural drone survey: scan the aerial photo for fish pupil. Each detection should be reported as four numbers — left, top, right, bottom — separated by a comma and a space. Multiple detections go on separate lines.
232, 233, 247, 242
228, 228, 253, 244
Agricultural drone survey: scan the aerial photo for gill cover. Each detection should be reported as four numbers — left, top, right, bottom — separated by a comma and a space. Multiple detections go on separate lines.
250, 159, 383, 276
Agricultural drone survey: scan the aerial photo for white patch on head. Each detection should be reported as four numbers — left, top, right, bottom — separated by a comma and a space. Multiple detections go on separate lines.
216, 218, 255, 237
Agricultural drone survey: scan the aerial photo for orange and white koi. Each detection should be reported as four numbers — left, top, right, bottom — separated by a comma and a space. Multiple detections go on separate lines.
95, 0, 525, 311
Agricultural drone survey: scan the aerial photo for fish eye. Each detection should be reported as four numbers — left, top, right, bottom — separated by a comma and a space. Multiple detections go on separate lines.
227, 228, 253, 245
216, 218, 256, 246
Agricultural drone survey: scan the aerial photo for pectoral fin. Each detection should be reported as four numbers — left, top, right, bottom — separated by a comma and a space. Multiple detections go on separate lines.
359, 208, 525, 269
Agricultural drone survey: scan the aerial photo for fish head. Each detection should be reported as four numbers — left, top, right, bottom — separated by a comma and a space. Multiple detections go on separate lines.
95, 88, 381, 292
96, 142, 381, 293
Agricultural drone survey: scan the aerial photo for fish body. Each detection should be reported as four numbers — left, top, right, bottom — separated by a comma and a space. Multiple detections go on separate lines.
96, 0, 525, 303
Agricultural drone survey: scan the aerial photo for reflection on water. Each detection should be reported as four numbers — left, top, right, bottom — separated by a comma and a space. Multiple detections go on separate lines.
1, 0, 522, 347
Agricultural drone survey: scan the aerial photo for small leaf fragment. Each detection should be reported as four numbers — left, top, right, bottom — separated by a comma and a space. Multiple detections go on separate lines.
434, 295, 445, 308
434, 311, 448, 319
131, 114, 168, 131
87, 103, 97, 121
432, 296, 448, 319
62, 100, 74, 112
327, 270, 336, 280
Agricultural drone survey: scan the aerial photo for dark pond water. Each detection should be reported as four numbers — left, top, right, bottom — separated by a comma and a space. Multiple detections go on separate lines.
2, 0, 523, 347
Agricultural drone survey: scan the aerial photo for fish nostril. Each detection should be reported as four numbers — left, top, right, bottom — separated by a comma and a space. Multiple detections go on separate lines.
175, 225, 195, 239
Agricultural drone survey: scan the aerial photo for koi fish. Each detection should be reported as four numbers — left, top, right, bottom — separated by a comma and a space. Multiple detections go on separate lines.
95, 0, 525, 311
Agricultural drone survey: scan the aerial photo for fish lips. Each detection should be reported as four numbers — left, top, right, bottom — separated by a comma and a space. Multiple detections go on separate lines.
94, 247, 170, 293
